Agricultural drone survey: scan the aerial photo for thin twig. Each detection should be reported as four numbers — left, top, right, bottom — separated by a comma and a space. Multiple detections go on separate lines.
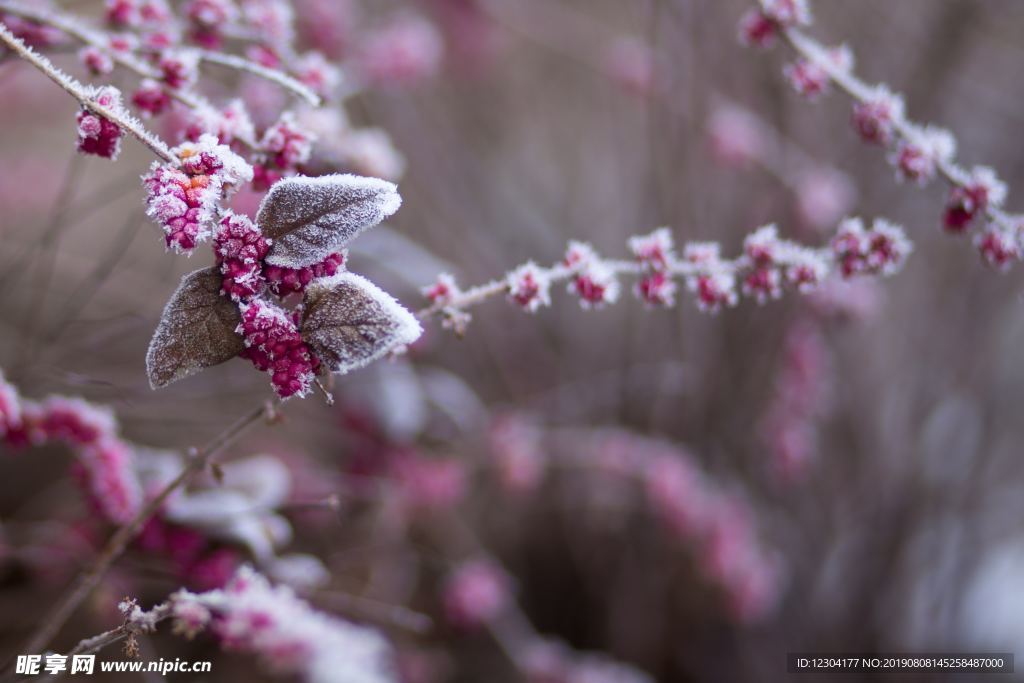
197, 50, 321, 106
0, 21, 176, 163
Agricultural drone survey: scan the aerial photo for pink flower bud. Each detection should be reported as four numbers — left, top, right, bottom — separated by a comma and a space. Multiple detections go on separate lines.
975, 227, 1020, 270
421, 272, 460, 306
892, 126, 955, 185
628, 228, 674, 270
563, 242, 619, 308
943, 166, 1007, 233
260, 112, 315, 170
636, 271, 677, 307
851, 86, 904, 146
507, 262, 551, 312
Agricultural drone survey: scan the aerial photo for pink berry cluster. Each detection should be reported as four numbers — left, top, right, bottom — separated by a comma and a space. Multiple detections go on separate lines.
0, 371, 142, 525
421, 217, 909, 329
76, 86, 127, 160
170, 565, 394, 681
743, 0, 1024, 270
143, 135, 253, 252
237, 299, 321, 399
253, 112, 315, 190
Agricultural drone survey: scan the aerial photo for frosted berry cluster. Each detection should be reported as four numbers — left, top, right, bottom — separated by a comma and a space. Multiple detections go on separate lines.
421, 217, 909, 332
143, 135, 253, 252
743, 0, 1024, 270
237, 299, 319, 399
76, 86, 126, 160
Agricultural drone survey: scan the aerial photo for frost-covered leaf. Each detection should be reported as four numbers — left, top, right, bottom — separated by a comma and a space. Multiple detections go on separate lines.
257, 173, 402, 268
301, 273, 422, 375
146, 267, 244, 389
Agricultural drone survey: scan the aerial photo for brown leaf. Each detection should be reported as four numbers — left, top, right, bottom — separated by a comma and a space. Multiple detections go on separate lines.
301, 273, 422, 375
146, 267, 244, 389
256, 174, 402, 268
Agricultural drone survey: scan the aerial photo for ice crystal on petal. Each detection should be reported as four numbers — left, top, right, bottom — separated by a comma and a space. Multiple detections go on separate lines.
147, 267, 245, 388
257, 174, 402, 268
301, 272, 423, 375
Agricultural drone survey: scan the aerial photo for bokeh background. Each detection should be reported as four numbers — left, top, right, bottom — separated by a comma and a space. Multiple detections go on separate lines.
4, 0, 1024, 681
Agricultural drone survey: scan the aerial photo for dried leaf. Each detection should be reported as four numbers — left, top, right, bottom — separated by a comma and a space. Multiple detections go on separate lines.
257, 174, 402, 268
301, 273, 422, 375
146, 267, 244, 388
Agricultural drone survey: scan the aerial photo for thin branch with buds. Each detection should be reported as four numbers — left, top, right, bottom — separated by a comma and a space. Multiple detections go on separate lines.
0, 22, 176, 164
416, 217, 910, 333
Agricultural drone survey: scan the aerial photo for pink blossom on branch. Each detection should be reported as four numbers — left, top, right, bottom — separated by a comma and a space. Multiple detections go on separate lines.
419, 217, 909, 333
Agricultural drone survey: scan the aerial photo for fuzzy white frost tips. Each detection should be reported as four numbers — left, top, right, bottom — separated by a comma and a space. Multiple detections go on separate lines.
146, 267, 244, 389
301, 272, 422, 376
257, 174, 402, 268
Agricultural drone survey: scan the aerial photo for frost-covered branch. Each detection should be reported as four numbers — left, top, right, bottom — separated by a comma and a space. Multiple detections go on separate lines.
740, 0, 1023, 268
0, 21, 176, 163
197, 49, 321, 106
417, 217, 910, 334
